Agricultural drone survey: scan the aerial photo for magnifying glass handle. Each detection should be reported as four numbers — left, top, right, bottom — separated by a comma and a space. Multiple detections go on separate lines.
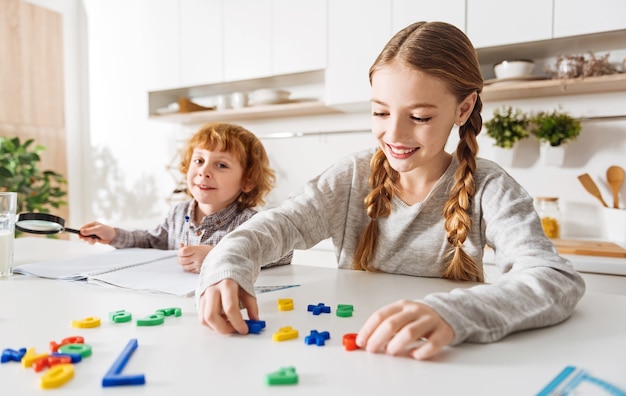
65, 228, 101, 239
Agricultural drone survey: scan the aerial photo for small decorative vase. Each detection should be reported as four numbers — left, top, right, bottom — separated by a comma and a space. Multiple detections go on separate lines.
539, 142, 566, 166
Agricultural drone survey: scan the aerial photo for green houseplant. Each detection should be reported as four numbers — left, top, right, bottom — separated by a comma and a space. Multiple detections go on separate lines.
484, 106, 530, 149
0, 136, 68, 215
530, 109, 581, 166
530, 109, 582, 147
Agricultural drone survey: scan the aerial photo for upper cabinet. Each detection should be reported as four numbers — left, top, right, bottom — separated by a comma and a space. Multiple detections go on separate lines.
392, 0, 466, 33
147, 0, 626, 123
222, 0, 272, 81
272, 0, 327, 76
326, 0, 466, 108
180, 0, 223, 87
325, 0, 392, 108
223, 0, 327, 82
140, 0, 181, 91
553, 0, 626, 37
466, 0, 553, 48
140, 0, 223, 91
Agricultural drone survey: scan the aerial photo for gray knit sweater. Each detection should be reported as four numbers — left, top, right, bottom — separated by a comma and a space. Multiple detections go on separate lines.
197, 148, 585, 345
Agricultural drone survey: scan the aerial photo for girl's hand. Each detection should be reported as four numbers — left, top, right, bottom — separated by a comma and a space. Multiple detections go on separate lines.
197, 278, 259, 335
78, 221, 115, 244
356, 299, 455, 360
177, 244, 213, 273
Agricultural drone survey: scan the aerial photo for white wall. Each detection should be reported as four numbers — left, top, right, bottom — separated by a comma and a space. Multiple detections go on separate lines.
31, 0, 626, 242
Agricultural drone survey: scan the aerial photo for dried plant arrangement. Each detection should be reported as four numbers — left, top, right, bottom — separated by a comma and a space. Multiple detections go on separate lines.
546, 51, 619, 79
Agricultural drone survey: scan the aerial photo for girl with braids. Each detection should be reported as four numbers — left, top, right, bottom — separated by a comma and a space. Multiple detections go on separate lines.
195, 22, 585, 360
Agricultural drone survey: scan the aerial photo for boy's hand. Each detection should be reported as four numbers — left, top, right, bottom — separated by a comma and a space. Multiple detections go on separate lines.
78, 221, 115, 244
177, 244, 213, 273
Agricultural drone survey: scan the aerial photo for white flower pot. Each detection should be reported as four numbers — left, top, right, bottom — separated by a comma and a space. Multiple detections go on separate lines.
492, 146, 516, 167
540, 142, 566, 167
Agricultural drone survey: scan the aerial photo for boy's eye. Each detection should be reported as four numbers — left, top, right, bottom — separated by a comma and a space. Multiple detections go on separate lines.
192, 158, 204, 165
216, 162, 229, 169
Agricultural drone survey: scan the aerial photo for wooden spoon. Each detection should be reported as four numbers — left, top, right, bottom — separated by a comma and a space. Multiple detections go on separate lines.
578, 173, 608, 207
606, 165, 625, 208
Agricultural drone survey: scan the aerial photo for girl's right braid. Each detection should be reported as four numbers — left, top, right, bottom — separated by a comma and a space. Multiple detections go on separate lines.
353, 149, 398, 271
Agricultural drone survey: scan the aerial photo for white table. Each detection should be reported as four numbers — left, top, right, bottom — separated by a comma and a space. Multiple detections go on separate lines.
2, 238, 626, 395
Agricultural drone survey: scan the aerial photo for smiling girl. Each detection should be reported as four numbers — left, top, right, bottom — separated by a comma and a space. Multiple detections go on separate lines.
195, 22, 584, 360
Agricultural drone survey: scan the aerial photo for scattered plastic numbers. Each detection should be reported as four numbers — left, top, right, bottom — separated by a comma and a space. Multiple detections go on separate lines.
109, 310, 132, 323
336, 304, 354, 317
304, 330, 330, 346
266, 366, 298, 386
277, 298, 294, 311
40, 363, 75, 389
71, 316, 101, 328
136, 313, 165, 326
101, 339, 145, 387
245, 320, 266, 334
307, 303, 331, 315
272, 326, 299, 342
342, 333, 359, 351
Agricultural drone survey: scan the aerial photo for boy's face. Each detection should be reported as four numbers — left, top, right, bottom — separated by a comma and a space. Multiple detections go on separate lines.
186, 146, 251, 215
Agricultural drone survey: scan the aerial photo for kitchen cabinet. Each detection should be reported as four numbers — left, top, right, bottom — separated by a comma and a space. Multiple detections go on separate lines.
223, 0, 326, 82
223, 0, 272, 81
139, 0, 181, 91
325, 0, 393, 108
466, 0, 552, 48
180, 0, 222, 87
553, 0, 626, 38
392, 0, 466, 33
272, 0, 327, 76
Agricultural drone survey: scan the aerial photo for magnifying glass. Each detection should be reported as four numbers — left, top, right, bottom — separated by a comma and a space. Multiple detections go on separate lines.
15, 212, 100, 239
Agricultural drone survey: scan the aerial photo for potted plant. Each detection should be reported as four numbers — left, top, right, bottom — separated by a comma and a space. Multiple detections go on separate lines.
0, 137, 68, 228
483, 106, 530, 166
530, 109, 582, 166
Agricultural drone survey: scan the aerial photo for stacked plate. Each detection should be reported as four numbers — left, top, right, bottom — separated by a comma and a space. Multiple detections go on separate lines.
250, 89, 291, 106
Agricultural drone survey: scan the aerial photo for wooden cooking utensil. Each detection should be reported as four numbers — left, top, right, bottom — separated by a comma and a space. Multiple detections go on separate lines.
577, 173, 608, 207
606, 165, 625, 209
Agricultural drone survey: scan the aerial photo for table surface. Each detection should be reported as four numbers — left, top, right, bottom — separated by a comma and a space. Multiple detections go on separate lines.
2, 237, 626, 395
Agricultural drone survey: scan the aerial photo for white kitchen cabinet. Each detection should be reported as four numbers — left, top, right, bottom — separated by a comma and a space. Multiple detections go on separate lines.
392, 0, 466, 33
272, 0, 327, 76
180, 0, 223, 87
326, 0, 393, 108
466, 0, 552, 48
139, 0, 181, 91
223, 0, 326, 82
554, 0, 626, 38
223, 0, 272, 81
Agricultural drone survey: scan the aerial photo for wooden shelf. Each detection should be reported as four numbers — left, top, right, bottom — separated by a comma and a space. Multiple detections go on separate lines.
481, 73, 626, 102
149, 74, 626, 124
149, 100, 342, 125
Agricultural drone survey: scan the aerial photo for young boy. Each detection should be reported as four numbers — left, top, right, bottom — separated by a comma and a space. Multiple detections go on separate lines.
79, 122, 292, 272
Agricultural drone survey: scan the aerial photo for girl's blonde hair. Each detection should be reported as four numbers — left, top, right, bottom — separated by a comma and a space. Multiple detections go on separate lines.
353, 21, 485, 282
179, 122, 275, 210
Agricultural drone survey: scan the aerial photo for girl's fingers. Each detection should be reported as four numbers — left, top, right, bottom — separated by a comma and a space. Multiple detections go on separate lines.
219, 279, 249, 334
356, 300, 454, 360
356, 300, 404, 352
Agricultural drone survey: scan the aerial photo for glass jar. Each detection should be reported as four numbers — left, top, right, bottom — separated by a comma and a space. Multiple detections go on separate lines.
536, 197, 561, 239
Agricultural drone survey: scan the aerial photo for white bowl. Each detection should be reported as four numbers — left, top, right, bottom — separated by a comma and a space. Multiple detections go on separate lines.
493, 59, 535, 79
251, 89, 290, 105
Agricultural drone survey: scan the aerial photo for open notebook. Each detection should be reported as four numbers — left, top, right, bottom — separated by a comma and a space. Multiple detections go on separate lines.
14, 248, 298, 297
